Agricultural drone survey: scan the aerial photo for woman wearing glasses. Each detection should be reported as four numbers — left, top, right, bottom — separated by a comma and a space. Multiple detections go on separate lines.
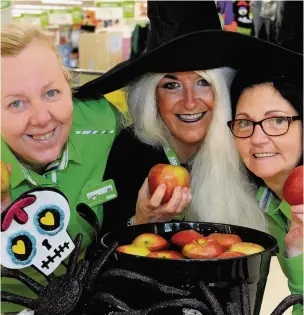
228, 70, 303, 315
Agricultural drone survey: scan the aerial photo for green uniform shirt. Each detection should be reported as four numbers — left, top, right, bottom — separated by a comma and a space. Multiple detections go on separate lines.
1, 97, 120, 313
257, 186, 303, 315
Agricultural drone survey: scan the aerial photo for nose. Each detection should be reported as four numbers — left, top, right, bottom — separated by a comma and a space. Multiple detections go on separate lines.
182, 87, 198, 111
251, 125, 269, 146
29, 101, 52, 126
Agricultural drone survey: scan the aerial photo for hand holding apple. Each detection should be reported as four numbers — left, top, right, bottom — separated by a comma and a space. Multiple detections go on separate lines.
134, 178, 192, 225
148, 164, 190, 205
283, 165, 303, 205
1, 162, 11, 213
285, 204, 303, 258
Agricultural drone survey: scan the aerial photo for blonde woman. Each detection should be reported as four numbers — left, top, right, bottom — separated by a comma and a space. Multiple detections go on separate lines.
101, 68, 266, 234
1, 22, 122, 313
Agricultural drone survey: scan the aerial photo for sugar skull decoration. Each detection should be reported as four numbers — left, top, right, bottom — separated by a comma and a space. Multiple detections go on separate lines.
1, 188, 75, 275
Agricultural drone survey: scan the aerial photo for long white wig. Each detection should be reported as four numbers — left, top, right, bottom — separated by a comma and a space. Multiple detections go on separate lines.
126, 68, 267, 232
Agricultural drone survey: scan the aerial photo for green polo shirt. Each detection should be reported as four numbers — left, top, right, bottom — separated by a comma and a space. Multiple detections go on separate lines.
257, 186, 303, 315
1, 97, 121, 313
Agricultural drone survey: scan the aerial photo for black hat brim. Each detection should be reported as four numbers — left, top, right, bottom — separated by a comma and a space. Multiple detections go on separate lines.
75, 30, 303, 98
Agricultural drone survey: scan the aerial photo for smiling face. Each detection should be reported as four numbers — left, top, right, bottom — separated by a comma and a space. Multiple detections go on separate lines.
1, 39, 73, 169
235, 84, 302, 185
157, 71, 215, 146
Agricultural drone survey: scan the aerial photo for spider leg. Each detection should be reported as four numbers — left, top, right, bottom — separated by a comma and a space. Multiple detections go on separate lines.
84, 241, 118, 292
110, 298, 210, 315
240, 281, 251, 315
89, 292, 133, 312
226, 302, 242, 315
1, 292, 36, 310
270, 294, 304, 315
197, 280, 225, 315
67, 233, 83, 276
101, 268, 191, 297
75, 259, 90, 283
1, 267, 44, 295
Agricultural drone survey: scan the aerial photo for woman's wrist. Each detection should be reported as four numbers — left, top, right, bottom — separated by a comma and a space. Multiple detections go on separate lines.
286, 246, 303, 258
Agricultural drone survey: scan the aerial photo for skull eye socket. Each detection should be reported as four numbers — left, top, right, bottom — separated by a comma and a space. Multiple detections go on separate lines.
8, 231, 36, 265
35, 204, 65, 236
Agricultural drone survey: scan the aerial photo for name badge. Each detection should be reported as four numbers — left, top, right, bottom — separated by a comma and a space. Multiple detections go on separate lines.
82, 179, 118, 207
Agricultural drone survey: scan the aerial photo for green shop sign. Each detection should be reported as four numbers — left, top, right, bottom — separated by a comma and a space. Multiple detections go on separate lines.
96, 1, 122, 8
122, 0, 135, 18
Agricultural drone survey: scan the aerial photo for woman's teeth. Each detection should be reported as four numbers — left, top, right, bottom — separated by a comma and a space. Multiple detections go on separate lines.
176, 112, 206, 123
254, 153, 278, 158
32, 130, 54, 141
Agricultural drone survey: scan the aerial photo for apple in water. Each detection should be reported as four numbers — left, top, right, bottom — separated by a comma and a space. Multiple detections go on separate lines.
132, 233, 169, 251
217, 251, 244, 259
148, 164, 190, 204
207, 233, 242, 248
171, 230, 204, 247
148, 250, 184, 259
1, 161, 10, 193
228, 242, 265, 255
116, 245, 150, 257
283, 165, 303, 205
182, 240, 225, 259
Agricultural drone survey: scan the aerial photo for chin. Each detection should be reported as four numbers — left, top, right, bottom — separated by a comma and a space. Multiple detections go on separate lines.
31, 147, 64, 166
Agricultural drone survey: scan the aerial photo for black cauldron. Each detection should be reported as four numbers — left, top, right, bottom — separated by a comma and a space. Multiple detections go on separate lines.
100, 221, 278, 315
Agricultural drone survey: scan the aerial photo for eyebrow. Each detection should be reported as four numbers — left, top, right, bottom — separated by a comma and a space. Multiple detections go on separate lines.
43, 81, 56, 89
4, 81, 56, 99
163, 74, 178, 80
236, 110, 289, 118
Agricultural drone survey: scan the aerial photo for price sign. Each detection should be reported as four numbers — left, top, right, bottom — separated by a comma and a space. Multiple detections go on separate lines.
49, 10, 73, 25
96, 1, 123, 20
21, 14, 42, 26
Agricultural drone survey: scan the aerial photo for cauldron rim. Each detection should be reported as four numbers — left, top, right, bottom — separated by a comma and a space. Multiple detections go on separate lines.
101, 221, 278, 262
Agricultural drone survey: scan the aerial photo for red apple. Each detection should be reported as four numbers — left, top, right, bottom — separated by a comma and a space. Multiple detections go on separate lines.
217, 251, 244, 259
116, 244, 150, 256
171, 230, 204, 247
228, 242, 265, 255
207, 233, 242, 248
132, 233, 169, 251
148, 164, 190, 204
283, 165, 304, 205
147, 250, 184, 259
182, 240, 225, 259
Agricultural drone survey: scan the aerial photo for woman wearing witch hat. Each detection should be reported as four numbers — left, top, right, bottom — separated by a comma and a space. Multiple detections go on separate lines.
75, 0, 301, 249
79, 1, 264, 234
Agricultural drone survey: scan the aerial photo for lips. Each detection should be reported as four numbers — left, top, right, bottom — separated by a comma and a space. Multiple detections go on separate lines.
27, 128, 56, 141
176, 111, 207, 123
253, 152, 278, 158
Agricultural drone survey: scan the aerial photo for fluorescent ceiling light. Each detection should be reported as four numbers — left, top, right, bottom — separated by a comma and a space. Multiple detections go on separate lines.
14, 4, 66, 10
41, 0, 82, 4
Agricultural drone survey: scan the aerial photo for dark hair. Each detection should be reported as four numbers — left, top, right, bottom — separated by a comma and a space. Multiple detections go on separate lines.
230, 69, 303, 187
230, 69, 303, 118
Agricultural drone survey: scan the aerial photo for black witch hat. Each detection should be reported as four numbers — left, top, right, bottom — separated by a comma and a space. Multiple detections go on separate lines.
75, 1, 303, 98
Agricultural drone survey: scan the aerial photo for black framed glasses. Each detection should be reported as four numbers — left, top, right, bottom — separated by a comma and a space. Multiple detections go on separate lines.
227, 116, 302, 138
